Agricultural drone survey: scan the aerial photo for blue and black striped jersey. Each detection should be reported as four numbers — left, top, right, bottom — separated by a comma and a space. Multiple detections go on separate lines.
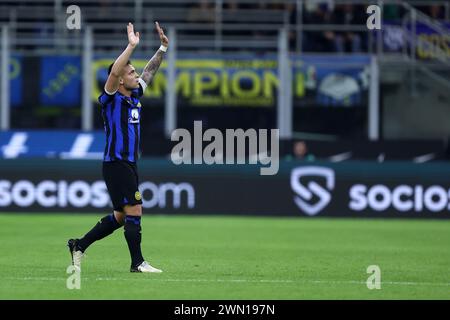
98, 81, 146, 162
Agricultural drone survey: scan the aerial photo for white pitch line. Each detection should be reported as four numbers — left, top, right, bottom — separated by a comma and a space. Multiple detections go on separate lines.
5, 277, 450, 287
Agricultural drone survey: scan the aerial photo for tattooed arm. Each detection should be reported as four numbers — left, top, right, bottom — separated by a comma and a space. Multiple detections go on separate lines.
140, 21, 169, 86
140, 48, 164, 86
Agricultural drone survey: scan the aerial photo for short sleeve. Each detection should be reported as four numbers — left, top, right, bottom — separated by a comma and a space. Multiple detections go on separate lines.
134, 78, 147, 98
98, 90, 115, 105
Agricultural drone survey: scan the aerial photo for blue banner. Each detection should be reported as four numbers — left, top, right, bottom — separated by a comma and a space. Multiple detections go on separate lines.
10, 55, 22, 107
0, 131, 104, 159
383, 20, 450, 59
293, 55, 370, 107
40, 56, 81, 106
415, 22, 450, 59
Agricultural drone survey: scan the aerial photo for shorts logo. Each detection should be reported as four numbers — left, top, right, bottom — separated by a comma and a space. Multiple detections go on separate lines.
135, 191, 142, 201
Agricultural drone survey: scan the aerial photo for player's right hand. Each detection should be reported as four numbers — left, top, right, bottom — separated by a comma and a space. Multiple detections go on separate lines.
127, 22, 140, 48
155, 22, 169, 48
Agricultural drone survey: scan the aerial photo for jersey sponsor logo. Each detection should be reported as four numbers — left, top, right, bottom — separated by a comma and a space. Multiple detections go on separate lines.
129, 108, 140, 124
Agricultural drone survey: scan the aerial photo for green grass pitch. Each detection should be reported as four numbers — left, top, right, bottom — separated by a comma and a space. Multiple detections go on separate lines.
0, 214, 449, 299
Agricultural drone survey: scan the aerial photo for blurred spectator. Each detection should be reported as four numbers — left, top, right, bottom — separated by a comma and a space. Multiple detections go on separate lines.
428, 5, 445, 20
185, 0, 215, 45
332, 4, 366, 53
188, 0, 215, 23
384, 1, 403, 21
255, 1, 297, 50
303, 3, 336, 52
286, 141, 315, 161
224, 0, 239, 11
304, 0, 335, 12
97, 0, 112, 20
280, 2, 297, 50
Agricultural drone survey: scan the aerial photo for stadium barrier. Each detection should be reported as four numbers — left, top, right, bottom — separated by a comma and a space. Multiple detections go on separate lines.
0, 159, 449, 219
1, 130, 447, 160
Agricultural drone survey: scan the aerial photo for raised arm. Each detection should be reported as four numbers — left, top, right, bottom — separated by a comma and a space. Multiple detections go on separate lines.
140, 21, 169, 86
104, 23, 140, 94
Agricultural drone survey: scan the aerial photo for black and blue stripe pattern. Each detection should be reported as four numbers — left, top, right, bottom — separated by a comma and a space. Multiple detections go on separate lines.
98, 85, 143, 162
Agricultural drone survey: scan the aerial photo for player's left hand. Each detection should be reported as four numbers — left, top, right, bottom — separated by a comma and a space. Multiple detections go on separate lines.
155, 21, 169, 47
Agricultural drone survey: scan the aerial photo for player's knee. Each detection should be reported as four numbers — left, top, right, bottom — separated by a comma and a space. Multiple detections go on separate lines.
113, 211, 125, 225
124, 204, 142, 216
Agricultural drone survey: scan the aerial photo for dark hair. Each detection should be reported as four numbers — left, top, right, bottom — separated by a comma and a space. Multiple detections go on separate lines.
108, 60, 132, 75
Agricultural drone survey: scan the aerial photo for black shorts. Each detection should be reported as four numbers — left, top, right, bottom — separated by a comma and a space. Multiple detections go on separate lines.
102, 160, 143, 211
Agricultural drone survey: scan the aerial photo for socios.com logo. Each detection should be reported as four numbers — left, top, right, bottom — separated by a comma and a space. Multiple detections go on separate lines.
290, 166, 335, 216
0, 179, 195, 209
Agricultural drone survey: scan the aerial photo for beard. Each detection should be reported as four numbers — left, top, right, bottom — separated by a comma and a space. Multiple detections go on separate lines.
124, 82, 139, 90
